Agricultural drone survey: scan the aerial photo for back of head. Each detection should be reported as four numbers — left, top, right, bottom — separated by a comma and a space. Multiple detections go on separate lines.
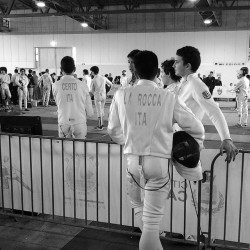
161, 59, 181, 82
90, 66, 99, 75
127, 49, 141, 59
14, 69, 18, 73
240, 67, 249, 76
134, 50, 158, 80
1, 67, 7, 73
176, 46, 201, 72
61, 56, 76, 74
83, 69, 89, 75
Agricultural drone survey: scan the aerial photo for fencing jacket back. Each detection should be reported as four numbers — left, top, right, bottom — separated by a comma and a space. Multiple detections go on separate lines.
108, 79, 204, 158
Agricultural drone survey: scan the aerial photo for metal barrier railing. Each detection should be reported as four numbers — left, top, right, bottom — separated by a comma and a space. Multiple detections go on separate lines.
0, 132, 202, 249
206, 150, 250, 250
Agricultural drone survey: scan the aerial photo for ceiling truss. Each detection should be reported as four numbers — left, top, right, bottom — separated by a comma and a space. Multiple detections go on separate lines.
0, 0, 249, 30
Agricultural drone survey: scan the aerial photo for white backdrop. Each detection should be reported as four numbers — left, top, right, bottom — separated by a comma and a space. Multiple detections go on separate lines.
0, 30, 248, 86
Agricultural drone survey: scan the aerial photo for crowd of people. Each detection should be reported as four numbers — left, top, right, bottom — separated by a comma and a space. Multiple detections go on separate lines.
0, 67, 57, 111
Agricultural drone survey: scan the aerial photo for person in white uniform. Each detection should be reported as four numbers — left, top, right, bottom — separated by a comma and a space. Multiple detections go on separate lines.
120, 70, 129, 88
108, 50, 205, 250
234, 67, 249, 127
52, 56, 94, 139
0, 67, 11, 109
39, 69, 53, 107
15, 68, 29, 111
82, 69, 92, 92
173, 46, 238, 163
90, 66, 112, 130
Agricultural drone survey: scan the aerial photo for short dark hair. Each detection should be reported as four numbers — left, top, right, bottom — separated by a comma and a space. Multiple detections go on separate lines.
45, 69, 49, 73
20, 68, 25, 72
14, 69, 18, 73
176, 46, 201, 72
161, 59, 181, 82
1, 67, 7, 73
240, 67, 249, 76
61, 56, 76, 74
83, 69, 89, 75
127, 49, 141, 59
28, 69, 32, 73
90, 66, 99, 75
134, 50, 158, 80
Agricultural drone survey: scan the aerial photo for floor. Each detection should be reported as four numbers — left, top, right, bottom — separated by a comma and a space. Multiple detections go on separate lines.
0, 99, 249, 250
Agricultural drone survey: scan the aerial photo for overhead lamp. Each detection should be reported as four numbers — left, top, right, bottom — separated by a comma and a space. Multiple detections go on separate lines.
204, 19, 212, 25
81, 22, 88, 28
36, 1, 45, 8
50, 40, 57, 47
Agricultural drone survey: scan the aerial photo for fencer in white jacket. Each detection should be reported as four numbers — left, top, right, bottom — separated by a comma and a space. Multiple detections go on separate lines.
108, 51, 204, 250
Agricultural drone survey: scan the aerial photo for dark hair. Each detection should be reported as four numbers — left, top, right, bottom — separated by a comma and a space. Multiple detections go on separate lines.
20, 68, 25, 72
45, 69, 49, 73
105, 74, 108, 77
134, 50, 158, 80
14, 69, 18, 73
83, 69, 89, 75
28, 69, 32, 73
161, 59, 181, 82
127, 49, 141, 59
1, 67, 7, 73
240, 67, 249, 76
61, 56, 75, 74
176, 46, 201, 72
246, 75, 250, 80
90, 66, 99, 75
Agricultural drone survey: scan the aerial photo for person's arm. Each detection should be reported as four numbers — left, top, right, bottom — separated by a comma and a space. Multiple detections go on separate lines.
90, 79, 95, 94
234, 79, 243, 92
105, 77, 113, 87
4, 75, 10, 84
107, 91, 124, 145
173, 98, 205, 150
192, 78, 238, 162
84, 85, 94, 117
15, 76, 22, 88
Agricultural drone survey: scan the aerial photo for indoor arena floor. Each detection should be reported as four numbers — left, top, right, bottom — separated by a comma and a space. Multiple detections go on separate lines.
0, 99, 249, 250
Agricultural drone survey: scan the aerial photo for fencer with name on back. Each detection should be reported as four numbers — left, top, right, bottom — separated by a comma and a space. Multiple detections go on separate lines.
108, 50, 205, 250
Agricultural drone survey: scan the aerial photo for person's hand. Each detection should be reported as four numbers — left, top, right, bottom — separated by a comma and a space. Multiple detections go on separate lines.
220, 139, 238, 163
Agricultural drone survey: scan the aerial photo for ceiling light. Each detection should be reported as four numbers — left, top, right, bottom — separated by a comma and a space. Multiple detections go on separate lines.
36, 1, 45, 8
81, 22, 88, 28
204, 19, 212, 25
50, 40, 57, 47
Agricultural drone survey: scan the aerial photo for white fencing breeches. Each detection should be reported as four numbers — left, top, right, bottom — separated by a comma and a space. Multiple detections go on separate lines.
126, 155, 169, 250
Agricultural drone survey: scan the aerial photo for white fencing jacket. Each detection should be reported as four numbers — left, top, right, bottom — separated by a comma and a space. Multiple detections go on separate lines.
178, 74, 231, 141
108, 79, 204, 158
53, 75, 94, 125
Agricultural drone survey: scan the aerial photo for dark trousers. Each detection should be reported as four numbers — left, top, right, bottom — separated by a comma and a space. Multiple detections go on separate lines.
11, 86, 19, 105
